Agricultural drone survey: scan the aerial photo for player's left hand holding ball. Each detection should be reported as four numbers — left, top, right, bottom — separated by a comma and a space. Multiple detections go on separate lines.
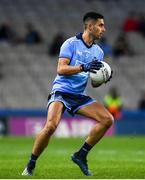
105, 70, 113, 83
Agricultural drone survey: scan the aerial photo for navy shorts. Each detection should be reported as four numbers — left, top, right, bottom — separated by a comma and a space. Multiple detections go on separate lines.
47, 91, 96, 116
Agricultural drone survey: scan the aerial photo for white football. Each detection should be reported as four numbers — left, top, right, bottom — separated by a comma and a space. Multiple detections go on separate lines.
90, 61, 112, 86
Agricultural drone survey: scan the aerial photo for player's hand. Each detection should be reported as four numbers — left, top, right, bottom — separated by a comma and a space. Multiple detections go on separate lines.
81, 60, 103, 72
105, 70, 113, 83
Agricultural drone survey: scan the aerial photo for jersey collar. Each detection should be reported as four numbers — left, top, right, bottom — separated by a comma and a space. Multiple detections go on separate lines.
76, 33, 94, 48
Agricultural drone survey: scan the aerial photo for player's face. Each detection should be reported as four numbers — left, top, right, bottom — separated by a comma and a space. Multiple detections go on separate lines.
91, 19, 106, 40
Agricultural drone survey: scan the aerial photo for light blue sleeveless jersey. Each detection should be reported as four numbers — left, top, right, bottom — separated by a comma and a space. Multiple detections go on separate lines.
51, 33, 104, 95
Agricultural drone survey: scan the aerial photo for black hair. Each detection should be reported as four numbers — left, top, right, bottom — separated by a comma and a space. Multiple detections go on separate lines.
83, 12, 104, 23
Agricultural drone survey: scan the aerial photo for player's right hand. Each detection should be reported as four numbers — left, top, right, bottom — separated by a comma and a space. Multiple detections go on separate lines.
81, 60, 103, 72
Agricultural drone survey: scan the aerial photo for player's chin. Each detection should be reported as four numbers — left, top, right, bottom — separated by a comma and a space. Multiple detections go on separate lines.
94, 34, 102, 40
98, 34, 103, 39
95, 36, 100, 40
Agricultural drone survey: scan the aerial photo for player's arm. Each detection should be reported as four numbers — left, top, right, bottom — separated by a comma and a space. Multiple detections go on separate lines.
57, 58, 82, 75
57, 58, 103, 75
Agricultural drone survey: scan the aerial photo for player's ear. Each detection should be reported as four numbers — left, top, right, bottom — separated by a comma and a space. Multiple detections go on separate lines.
88, 22, 93, 31
85, 19, 93, 31
88, 20, 96, 32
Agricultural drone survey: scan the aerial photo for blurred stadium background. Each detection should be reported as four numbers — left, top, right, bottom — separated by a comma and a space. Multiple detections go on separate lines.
0, 0, 145, 178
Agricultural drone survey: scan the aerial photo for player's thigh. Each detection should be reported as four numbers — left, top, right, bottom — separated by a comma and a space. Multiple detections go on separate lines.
77, 102, 114, 124
45, 101, 65, 127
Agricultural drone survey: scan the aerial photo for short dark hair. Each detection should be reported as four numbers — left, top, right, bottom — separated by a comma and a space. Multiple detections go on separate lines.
83, 12, 104, 23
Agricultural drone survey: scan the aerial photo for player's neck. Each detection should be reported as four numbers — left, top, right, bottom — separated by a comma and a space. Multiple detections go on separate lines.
82, 32, 94, 46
